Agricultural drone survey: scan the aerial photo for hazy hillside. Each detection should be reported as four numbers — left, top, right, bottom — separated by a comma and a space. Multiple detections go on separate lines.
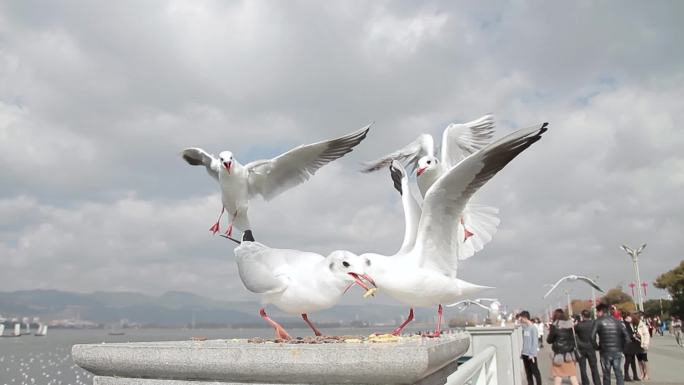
0, 290, 428, 326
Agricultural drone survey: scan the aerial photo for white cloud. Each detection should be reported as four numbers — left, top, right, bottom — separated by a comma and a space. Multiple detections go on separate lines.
0, 1, 681, 312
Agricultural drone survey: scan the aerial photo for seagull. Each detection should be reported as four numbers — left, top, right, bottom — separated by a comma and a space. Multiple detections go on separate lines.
360, 121, 549, 336
363, 115, 499, 260
181, 124, 371, 237
542, 275, 604, 299
233, 234, 376, 340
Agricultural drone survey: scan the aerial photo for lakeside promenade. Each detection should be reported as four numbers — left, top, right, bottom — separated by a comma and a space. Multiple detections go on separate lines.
537, 332, 683, 384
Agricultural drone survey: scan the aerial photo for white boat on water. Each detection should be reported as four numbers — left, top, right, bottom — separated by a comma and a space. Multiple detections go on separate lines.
34, 324, 48, 336
0, 324, 4, 336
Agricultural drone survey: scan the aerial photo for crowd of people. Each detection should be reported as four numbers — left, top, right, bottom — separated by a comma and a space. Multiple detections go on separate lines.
517, 304, 683, 385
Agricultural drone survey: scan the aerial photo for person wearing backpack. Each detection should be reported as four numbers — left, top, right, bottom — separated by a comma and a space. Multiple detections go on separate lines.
547, 308, 579, 385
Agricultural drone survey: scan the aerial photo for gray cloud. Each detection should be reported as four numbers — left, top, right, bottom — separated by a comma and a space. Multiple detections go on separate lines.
1, 1, 681, 316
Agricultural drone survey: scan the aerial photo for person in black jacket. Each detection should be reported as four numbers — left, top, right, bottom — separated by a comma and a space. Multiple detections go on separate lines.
547, 309, 580, 385
623, 313, 640, 381
592, 304, 631, 385
575, 309, 601, 385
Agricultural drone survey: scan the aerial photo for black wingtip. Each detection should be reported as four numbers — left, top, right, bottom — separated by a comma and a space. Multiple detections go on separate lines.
389, 164, 403, 195
220, 234, 241, 244
242, 230, 255, 242
540, 122, 549, 133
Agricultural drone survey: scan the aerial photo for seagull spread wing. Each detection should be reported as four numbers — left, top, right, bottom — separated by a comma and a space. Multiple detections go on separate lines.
414, 122, 549, 278
440, 114, 495, 168
246, 124, 371, 200
543, 276, 567, 299
361, 134, 434, 173
389, 161, 422, 254
577, 275, 604, 293
180, 147, 220, 181
234, 241, 324, 294
621, 245, 634, 254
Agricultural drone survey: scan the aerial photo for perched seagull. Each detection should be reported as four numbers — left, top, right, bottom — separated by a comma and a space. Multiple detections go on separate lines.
233, 234, 376, 340
542, 275, 604, 299
360, 121, 549, 336
362, 115, 499, 260
181, 124, 371, 237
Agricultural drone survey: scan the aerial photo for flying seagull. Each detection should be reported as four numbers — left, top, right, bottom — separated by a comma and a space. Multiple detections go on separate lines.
543, 275, 604, 299
360, 121, 549, 336
620, 244, 647, 256
363, 115, 499, 257
233, 234, 375, 340
181, 123, 371, 237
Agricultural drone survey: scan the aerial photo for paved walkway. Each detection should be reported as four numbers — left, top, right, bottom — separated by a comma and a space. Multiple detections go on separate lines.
534, 332, 683, 384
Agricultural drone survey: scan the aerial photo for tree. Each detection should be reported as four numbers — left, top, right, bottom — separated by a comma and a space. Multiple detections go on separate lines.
600, 287, 636, 315
643, 299, 671, 318
654, 259, 684, 318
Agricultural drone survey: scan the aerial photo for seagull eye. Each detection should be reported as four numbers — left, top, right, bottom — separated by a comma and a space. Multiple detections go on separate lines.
427, 160, 431, 164
342, 261, 350, 268
365, 259, 371, 266
329, 262, 334, 271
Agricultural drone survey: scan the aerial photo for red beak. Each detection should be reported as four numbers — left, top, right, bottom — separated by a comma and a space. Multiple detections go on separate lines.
416, 167, 426, 177
223, 161, 232, 174
347, 273, 376, 292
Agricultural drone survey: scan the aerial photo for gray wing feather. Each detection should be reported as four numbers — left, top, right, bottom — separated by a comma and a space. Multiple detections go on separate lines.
247, 124, 371, 200
361, 134, 434, 173
180, 148, 220, 181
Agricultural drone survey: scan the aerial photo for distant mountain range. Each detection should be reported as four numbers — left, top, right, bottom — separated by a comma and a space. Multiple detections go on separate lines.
0, 290, 432, 327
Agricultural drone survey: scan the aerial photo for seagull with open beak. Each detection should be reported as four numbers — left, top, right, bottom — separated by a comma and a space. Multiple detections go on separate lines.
232, 233, 376, 340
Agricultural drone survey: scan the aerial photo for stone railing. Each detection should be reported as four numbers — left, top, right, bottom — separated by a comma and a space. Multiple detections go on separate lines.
73, 333, 471, 385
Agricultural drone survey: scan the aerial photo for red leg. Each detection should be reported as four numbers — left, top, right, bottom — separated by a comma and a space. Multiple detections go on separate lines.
224, 209, 238, 237
460, 217, 474, 241
301, 313, 323, 336
259, 308, 291, 340
209, 207, 225, 235
390, 308, 414, 336
427, 304, 444, 338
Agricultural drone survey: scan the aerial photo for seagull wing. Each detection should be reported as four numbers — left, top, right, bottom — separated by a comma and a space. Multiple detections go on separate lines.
440, 114, 495, 168
543, 277, 567, 299
180, 147, 220, 181
246, 124, 371, 200
234, 241, 324, 294
637, 243, 647, 254
577, 275, 604, 293
389, 161, 422, 254
361, 134, 434, 173
413, 122, 549, 277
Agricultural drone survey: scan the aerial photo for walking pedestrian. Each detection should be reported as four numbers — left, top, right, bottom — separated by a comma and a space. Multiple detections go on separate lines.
575, 309, 601, 385
518, 311, 543, 385
623, 313, 640, 381
534, 318, 545, 348
634, 313, 650, 380
592, 303, 631, 385
547, 308, 580, 385
672, 315, 682, 346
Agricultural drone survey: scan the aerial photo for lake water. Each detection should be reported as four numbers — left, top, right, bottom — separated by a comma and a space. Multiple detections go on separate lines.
0, 327, 389, 385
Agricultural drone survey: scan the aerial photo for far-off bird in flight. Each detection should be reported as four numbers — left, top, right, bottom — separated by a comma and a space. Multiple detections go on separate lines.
181, 124, 371, 239
542, 275, 604, 299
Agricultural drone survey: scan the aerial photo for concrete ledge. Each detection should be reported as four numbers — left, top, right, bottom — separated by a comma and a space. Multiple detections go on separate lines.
73, 334, 470, 385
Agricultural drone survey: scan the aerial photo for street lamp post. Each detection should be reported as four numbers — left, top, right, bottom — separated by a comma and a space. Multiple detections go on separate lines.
621, 243, 647, 312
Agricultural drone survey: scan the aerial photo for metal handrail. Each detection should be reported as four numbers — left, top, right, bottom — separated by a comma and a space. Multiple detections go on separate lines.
446, 345, 498, 385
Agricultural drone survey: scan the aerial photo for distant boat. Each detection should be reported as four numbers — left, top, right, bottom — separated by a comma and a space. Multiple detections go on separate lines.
22, 322, 31, 335
3, 323, 22, 337
34, 324, 48, 336
0, 324, 4, 336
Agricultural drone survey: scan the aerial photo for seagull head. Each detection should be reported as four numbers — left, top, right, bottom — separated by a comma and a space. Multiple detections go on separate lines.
218, 151, 234, 174
416, 155, 439, 177
326, 251, 376, 294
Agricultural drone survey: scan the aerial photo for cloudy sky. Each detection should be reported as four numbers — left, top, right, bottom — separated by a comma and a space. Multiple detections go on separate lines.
1, 1, 682, 315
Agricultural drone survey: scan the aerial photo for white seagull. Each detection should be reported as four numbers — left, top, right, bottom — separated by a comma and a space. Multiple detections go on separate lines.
542, 275, 604, 299
362, 115, 500, 261
182, 124, 371, 238
360, 121, 549, 336
233, 234, 375, 340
